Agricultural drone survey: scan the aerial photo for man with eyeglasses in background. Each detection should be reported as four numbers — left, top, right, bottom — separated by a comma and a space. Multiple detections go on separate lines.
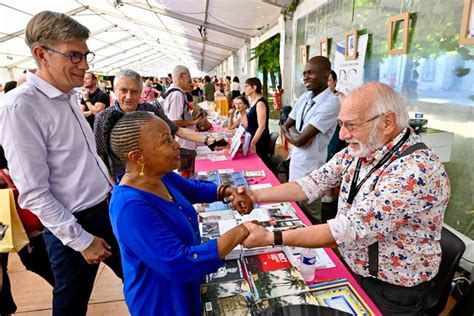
0, 11, 123, 315
281, 56, 340, 224
237, 82, 450, 315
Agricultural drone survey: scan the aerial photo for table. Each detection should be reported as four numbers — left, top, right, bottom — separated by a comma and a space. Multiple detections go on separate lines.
196, 152, 382, 315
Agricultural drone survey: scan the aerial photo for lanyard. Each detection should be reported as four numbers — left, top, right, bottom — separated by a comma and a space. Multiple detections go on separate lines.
346, 129, 410, 205
299, 99, 315, 131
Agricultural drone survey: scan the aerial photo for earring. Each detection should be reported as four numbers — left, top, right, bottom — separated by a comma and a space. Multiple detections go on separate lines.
139, 163, 145, 176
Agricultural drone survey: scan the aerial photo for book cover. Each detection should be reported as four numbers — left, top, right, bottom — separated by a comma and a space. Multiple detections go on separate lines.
202, 294, 254, 316
199, 210, 235, 223
309, 281, 375, 316
244, 251, 292, 274
203, 259, 244, 284
219, 171, 247, 187
258, 292, 319, 311
195, 201, 230, 213
251, 267, 309, 300
261, 202, 299, 221
201, 279, 252, 300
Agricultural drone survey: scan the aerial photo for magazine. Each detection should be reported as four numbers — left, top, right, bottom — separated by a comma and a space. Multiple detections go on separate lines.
203, 259, 244, 284
244, 251, 293, 274
202, 294, 254, 316
251, 267, 309, 300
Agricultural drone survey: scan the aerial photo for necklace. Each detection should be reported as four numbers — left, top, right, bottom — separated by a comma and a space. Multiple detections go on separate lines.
157, 182, 174, 202
122, 174, 174, 202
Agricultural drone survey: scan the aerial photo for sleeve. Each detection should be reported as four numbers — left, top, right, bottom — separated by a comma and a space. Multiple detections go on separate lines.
308, 98, 340, 134
152, 105, 179, 135
164, 91, 185, 121
94, 110, 108, 158
166, 173, 218, 204
0, 105, 93, 251
328, 153, 448, 250
97, 92, 110, 106
116, 198, 223, 282
288, 99, 299, 120
295, 149, 346, 201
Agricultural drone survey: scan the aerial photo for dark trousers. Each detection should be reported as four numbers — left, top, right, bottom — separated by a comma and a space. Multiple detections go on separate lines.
0, 254, 16, 315
356, 275, 432, 315
44, 200, 123, 316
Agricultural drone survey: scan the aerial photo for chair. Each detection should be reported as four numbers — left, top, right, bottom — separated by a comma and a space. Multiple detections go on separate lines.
268, 132, 279, 158
424, 227, 466, 315
449, 282, 474, 315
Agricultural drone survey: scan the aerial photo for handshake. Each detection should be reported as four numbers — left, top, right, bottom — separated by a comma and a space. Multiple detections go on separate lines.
224, 186, 255, 215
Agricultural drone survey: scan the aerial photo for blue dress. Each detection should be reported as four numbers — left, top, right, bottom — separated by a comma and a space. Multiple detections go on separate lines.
109, 172, 224, 315
246, 97, 271, 160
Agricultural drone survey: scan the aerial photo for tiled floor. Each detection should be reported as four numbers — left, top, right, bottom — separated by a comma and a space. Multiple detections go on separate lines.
8, 253, 128, 315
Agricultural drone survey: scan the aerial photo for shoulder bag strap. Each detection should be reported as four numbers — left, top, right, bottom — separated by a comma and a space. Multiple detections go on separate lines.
368, 142, 428, 277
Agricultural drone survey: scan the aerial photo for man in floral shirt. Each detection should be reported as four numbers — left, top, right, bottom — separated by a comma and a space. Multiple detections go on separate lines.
239, 82, 450, 315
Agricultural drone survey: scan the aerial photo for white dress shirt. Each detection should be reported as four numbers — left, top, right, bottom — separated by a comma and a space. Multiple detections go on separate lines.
0, 72, 112, 252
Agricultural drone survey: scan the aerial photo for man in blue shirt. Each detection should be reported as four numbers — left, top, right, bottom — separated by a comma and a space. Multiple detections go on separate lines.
281, 56, 340, 224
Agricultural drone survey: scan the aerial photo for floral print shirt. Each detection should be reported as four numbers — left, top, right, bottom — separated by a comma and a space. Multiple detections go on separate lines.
296, 129, 450, 287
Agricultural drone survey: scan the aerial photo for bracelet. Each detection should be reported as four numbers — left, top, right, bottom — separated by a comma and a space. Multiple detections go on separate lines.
204, 136, 209, 146
217, 184, 231, 201
272, 230, 283, 247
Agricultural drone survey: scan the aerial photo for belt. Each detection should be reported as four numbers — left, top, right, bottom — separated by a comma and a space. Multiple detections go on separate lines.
73, 198, 109, 221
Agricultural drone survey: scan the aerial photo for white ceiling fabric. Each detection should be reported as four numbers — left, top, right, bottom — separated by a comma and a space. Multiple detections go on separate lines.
0, 0, 288, 76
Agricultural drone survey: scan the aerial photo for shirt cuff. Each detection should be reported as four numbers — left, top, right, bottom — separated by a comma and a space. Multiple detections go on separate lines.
65, 228, 95, 252
327, 215, 355, 250
295, 176, 323, 202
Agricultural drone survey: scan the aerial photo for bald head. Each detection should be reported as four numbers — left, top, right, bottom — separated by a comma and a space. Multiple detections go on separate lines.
303, 56, 331, 93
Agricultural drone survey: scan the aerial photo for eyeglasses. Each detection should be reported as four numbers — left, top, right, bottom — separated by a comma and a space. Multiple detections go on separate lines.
41, 46, 95, 64
337, 114, 384, 132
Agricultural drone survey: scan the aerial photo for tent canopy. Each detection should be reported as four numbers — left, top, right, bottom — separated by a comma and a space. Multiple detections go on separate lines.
0, 0, 290, 77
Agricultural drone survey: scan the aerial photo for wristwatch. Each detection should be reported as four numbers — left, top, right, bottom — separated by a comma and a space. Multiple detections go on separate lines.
273, 230, 283, 247
203, 136, 209, 145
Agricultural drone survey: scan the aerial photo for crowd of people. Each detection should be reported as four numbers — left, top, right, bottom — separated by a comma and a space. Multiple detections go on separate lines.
0, 10, 451, 316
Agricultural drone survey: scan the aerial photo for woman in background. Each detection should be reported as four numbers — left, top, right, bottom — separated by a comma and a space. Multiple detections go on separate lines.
227, 95, 249, 130
104, 111, 252, 315
243, 77, 271, 161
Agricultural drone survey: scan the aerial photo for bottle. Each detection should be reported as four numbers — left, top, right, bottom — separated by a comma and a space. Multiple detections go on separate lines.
299, 248, 317, 282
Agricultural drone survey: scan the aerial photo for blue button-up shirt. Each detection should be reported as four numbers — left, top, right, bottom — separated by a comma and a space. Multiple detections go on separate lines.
110, 172, 224, 315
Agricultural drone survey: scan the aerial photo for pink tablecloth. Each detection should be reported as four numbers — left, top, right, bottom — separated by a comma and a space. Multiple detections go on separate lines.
196, 152, 382, 315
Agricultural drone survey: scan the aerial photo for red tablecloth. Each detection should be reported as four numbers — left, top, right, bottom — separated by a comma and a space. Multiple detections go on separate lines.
196, 152, 382, 315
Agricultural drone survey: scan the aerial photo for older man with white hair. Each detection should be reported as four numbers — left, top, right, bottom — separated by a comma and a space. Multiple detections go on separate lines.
237, 82, 450, 315
94, 68, 217, 180
163, 65, 203, 178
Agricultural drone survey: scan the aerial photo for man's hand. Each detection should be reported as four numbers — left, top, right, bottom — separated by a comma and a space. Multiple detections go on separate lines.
228, 186, 256, 214
193, 114, 206, 125
242, 221, 273, 248
81, 236, 112, 265
82, 89, 90, 102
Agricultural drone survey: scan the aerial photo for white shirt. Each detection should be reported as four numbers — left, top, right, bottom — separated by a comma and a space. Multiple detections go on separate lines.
0, 72, 111, 251
288, 88, 340, 180
230, 82, 240, 92
164, 84, 196, 150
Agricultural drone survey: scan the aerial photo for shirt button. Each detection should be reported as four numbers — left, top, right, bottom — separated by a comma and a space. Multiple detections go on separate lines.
188, 217, 192, 221
178, 205, 183, 210
192, 253, 198, 259
195, 231, 199, 236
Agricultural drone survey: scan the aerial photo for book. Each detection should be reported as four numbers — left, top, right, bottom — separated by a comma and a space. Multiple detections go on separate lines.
308, 281, 375, 316
202, 294, 254, 316
260, 202, 299, 221
199, 210, 235, 223
251, 267, 310, 300
244, 251, 293, 274
258, 292, 319, 311
201, 279, 252, 300
195, 202, 230, 213
203, 259, 244, 284
233, 208, 271, 223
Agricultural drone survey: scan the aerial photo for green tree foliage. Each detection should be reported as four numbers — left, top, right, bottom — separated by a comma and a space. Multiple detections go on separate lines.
250, 34, 281, 99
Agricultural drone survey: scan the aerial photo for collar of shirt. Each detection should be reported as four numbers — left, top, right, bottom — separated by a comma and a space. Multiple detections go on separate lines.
26, 71, 74, 100
309, 87, 332, 106
168, 83, 184, 92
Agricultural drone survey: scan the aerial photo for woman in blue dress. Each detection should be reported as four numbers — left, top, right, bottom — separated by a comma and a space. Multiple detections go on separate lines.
103, 111, 252, 315
243, 77, 271, 161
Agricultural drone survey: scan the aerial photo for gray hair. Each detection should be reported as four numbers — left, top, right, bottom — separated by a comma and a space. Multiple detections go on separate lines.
351, 82, 409, 129
172, 65, 190, 82
25, 11, 90, 51
113, 69, 143, 91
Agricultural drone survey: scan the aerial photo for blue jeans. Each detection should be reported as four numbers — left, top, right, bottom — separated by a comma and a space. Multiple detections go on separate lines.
44, 200, 123, 316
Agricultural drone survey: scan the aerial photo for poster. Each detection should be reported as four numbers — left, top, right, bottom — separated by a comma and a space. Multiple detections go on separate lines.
333, 34, 369, 95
